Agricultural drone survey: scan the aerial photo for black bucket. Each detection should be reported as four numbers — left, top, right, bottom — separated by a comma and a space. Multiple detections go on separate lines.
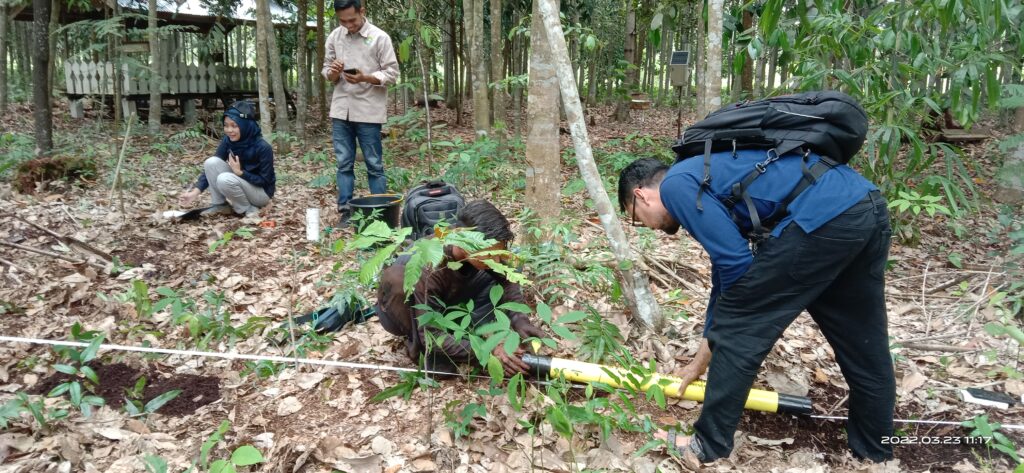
349, 194, 403, 229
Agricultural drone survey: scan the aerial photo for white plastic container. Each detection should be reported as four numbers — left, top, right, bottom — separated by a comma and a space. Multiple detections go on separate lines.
306, 208, 320, 241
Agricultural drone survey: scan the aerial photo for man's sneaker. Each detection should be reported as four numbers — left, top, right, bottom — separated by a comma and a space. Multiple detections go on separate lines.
200, 204, 233, 217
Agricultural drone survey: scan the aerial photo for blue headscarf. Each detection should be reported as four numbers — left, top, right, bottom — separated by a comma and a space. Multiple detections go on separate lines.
222, 102, 263, 157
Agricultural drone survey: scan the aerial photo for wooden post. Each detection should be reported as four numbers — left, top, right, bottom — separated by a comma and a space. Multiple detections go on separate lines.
537, 0, 664, 331
183, 98, 196, 126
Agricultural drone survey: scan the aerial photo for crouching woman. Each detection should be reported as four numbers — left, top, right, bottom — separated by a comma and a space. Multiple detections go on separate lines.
178, 102, 276, 218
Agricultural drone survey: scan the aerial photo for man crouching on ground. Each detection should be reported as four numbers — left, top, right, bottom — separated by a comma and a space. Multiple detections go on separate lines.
376, 200, 545, 376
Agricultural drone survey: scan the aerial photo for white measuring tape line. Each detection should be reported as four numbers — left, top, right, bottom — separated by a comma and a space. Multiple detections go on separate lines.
4, 335, 1022, 431
811, 415, 1024, 431
0, 335, 458, 378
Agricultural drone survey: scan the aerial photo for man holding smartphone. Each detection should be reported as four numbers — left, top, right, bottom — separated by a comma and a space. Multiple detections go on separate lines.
322, 0, 400, 227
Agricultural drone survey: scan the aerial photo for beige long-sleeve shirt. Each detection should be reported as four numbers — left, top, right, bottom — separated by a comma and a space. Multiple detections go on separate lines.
321, 20, 399, 124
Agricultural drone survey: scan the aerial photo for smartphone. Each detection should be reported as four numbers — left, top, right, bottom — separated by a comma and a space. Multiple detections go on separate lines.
343, 68, 359, 75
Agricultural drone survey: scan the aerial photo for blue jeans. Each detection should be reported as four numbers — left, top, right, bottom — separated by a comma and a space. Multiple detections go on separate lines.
332, 119, 386, 207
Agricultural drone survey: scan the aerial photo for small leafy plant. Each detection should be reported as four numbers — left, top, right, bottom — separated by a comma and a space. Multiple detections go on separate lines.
186, 420, 265, 473
962, 414, 1021, 468
209, 227, 255, 253
1, 392, 70, 431
48, 334, 106, 417
123, 376, 182, 417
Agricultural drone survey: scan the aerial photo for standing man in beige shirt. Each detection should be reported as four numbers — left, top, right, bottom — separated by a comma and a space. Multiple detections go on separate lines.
322, 0, 400, 226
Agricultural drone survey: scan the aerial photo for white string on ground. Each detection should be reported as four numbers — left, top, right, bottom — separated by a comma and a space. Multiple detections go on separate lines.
0, 335, 456, 377
810, 415, 1024, 430
3, 335, 1022, 430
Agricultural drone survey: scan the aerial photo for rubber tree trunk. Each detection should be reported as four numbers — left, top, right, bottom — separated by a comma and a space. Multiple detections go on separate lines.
465, 0, 489, 136
255, 0, 273, 132
47, 0, 57, 98
739, 8, 753, 100
614, 1, 636, 122
694, 0, 706, 117
524, 0, 560, 223
147, 0, 161, 134
258, 0, 289, 133
537, 0, 664, 331
32, 0, 52, 155
705, 0, 724, 113
489, 0, 506, 129
316, 0, 326, 124
295, 0, 308, 137
1, 4, 8, 114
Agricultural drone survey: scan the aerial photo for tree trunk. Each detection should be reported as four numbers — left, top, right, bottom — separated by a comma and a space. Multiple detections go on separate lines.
110, 1, 122, 126
32, 0, 52, 155
705, 0, 724, 113
21, 22, 32, 87
754, 51, 765, 98
739, 8, 753, 100
767, 45, 777, 94
258, 0, 289, 133
511, 21, 523, 134
694, 0, 706, 117
147, 0, 161, 134
525, 0, 560, 222
295, 0, 308, 137
0, 4, 8, 114
255, 0, 273, 132
586, 50, 598, 106
443, 10, 454, 104
489, 0, 506, 129
47, 0, 58, 97
316, 0, 326, 124
614, 1, 636, 122
538, 0, 664, 331
465, 0, 489, 135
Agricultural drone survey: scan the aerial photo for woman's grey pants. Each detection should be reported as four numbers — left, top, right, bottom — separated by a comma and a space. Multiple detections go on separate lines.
203, 157, 269, 213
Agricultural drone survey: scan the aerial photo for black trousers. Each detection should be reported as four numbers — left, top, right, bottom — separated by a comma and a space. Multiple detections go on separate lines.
694, 191, 895, 462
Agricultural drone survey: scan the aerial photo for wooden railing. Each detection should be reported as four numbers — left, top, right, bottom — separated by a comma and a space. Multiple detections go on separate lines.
63, 60, 259, 96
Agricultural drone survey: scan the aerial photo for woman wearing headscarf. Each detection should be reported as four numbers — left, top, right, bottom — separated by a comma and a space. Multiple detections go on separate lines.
178, 102, 276, 218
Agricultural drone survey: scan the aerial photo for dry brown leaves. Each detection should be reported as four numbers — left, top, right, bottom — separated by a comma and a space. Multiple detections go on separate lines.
0, 106, 1022, 473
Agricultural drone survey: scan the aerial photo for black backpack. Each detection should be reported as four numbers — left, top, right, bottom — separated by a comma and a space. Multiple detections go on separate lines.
671, 91, 869, 242
401, 180, 466, 239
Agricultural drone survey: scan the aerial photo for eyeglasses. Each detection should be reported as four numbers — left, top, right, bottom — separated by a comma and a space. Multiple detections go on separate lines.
629, 192, 643, 227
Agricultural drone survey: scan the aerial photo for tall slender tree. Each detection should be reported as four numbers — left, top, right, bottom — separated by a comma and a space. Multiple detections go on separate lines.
694, 0, 706, 117
525, 0, 560, 222
489, 0, 506, 128
614, 0, 637, 122
0, 3, 8, 114
258, 0, 290, 133
32, 0, 53, 155
465, 0, 489, 135
147, 0, 161, 133
316, 0, 326, 124
255, 7, 273, 132
705, 0, 724, 113
537, 0, 663, 330
296, 0, 309, 137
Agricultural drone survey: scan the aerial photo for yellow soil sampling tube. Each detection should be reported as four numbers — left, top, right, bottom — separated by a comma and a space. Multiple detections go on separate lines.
522, 354, 812, 415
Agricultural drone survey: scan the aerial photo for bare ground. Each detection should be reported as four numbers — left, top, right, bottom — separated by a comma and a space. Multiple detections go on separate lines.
1, 99, 1022, 473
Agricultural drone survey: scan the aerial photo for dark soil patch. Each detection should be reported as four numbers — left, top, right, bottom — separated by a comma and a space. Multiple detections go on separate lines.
142, 372, 221, 416
739, 383, 1018, 471
29, 362, 221, 416
113, 238, 168, 268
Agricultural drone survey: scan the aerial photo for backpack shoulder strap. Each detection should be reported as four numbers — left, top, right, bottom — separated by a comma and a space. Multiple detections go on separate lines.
765, 153, 838, 224
695, 139, 713, 211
